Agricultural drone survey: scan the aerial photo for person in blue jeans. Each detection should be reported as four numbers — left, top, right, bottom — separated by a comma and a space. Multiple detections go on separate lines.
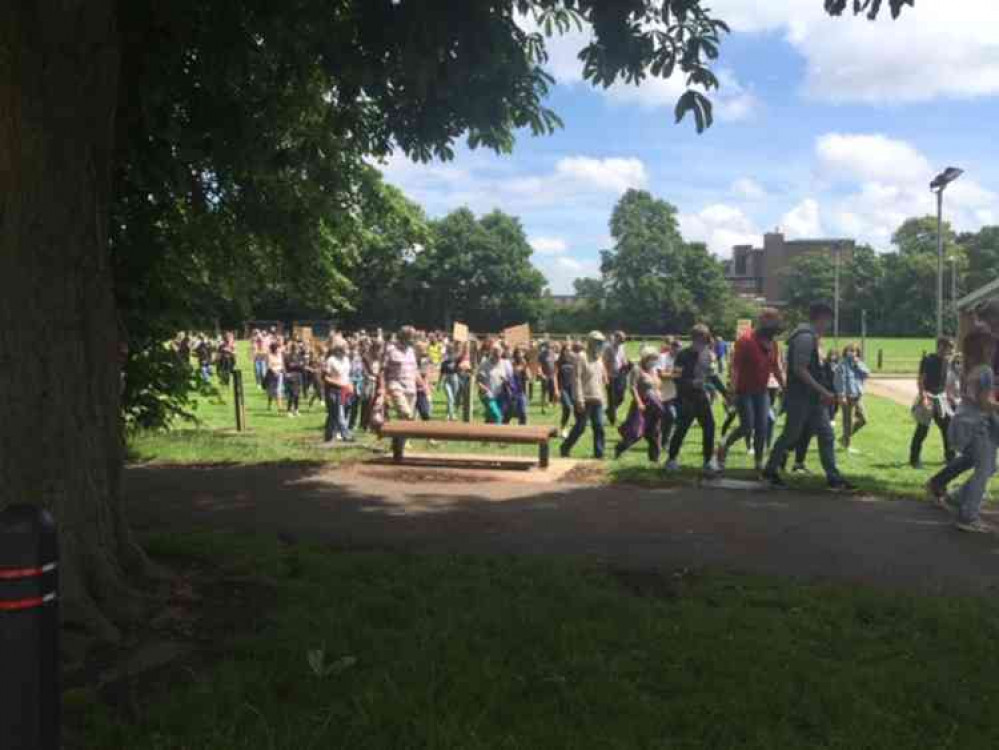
504, 347, 530, 425
763, 303, 854, 492
561, 332, 608, 459
718, 309, 785, 474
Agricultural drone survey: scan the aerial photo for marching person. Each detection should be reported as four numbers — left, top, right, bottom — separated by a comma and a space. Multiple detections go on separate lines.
910, 337, 956, 469
283, 341, 305, 417
834, 343, 870, 453
252, 330, 268, 387
379, 326, 419, 422
264, 340, 285, 411
614, 347, 667, 462
556, 343, 578, 439
217, 331, 236, 386
322, 337, 354, 443
603, 331, 630, 425
665, 324, 728, 475
561, 331, 609, 459
763, 303, 853, 491
717, 309, 785, 475
476, 342, 510, 424
505, 347, 530, 425
940, 325, 999, 533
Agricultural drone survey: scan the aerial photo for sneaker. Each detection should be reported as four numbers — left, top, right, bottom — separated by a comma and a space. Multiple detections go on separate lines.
791, 463, 810, 474
664, 459, 680, 472
763, 471, 787, 489
955, 518, 992, 534
704, 458, 720, 475
716, 445, 728, 471
828, 478, 857, 493
560, 428, 569, 439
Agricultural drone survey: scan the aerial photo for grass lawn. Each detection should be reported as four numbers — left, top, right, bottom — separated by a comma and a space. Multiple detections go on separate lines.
129, 341, 980, 501
78, 531, 999, 750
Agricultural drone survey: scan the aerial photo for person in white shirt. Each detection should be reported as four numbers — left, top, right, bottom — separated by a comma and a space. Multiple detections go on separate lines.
323, 338, 354, 443
476, 343, 509, 423
560, 331, 609, 459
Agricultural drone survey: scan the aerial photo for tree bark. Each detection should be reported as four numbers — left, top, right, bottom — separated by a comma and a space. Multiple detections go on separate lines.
0, 1, 139, 641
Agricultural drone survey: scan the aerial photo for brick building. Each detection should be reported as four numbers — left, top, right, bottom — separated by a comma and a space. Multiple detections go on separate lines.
724, 231, 855, 306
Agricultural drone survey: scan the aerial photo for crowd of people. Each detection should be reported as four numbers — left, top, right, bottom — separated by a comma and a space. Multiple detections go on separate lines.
177, 297, 999, 535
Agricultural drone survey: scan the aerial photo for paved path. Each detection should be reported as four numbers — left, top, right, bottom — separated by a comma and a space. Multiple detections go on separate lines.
125, 462, 999, 597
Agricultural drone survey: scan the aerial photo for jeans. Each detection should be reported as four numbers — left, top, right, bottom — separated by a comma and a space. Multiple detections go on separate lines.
561, 402, 605, 459
254, 357, 267, 387
606, 372, 628, 425
724, 392, 771, 464
766, 390, 842, 483
954, 431, 996, 523
560, 390, 575, 430
930, 452, 975, 490
416, 390, 432, 421
324, 388, 352, 441
669, 394, 715, 465
443, 374, 461, 420
504, 393, 528, 425
200, 363, 212, 383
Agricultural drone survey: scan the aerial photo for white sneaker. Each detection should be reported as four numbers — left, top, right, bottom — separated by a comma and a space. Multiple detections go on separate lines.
704, 459, 720, 475
664, 459, 680, 472
560, 428, 569, 439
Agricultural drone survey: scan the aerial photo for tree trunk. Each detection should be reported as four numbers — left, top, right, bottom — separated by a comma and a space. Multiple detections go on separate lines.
0, 1, 140, 641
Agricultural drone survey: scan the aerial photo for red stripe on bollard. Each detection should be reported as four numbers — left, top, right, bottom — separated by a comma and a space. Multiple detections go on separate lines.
0, 592, 56, 612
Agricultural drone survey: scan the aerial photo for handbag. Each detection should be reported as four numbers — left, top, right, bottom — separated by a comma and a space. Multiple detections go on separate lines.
910, 398, 932, 427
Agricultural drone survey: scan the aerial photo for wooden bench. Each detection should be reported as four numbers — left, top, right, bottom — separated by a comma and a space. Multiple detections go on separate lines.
377, 421, 558, 469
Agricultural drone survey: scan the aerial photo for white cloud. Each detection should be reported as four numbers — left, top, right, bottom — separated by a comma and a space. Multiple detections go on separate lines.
601, 67, 758, 122
535, 254, 601, 294
731, 177, 767, 200
554, 156, 648, 193
709, 0, 999, 103
529, 236, 568, 255
816, 133, 932, 185
781, 199, 824, 238
679, 203, 760, 256
811, 132, 999, 247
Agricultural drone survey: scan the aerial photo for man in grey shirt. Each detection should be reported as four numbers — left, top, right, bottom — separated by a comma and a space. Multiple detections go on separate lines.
763, 302, 854, 491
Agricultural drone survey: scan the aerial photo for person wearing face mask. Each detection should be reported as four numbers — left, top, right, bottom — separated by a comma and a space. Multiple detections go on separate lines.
834, 343, 870, 453
560, 331, 609, 459
665, 324, 729, 475
717, 309, 786, 475
763, 303, 854, 491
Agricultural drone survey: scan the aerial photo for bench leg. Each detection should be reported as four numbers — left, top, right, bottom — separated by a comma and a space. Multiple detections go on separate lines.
539, 441, 550, 470
392, 437, 405, 464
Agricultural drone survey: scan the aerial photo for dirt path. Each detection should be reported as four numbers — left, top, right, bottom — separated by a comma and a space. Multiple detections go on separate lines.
867, 376, 919, 407
124, 461, 999, 597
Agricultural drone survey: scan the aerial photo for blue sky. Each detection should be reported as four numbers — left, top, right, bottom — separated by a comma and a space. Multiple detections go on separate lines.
379, 1, 999, 293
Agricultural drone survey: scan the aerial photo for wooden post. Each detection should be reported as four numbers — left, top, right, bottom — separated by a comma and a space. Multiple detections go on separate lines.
233, 369, 245, 432
538, 441, 550, 470
392, 437, 405, 464
877, 349, 883, 371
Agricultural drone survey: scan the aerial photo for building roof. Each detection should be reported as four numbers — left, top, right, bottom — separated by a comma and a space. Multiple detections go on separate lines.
958, 277, 999, 311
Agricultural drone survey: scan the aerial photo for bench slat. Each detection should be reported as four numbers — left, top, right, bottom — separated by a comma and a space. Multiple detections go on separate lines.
379, 420, 555, 444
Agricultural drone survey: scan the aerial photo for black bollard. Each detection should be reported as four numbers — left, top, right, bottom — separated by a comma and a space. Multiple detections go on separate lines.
0, 504, 60, 750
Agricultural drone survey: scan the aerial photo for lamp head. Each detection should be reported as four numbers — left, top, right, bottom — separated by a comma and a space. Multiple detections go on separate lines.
930, 167, 964, 191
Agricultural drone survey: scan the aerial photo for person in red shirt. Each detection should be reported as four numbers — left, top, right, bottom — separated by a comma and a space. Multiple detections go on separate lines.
717, 308, 786, 474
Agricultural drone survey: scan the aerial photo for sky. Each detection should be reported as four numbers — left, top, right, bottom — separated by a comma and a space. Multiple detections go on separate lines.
377, 1, 999, 294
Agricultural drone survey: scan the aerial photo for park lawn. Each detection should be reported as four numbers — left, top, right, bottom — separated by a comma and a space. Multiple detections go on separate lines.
79, 530, 999, 750
128, 350, 974, 503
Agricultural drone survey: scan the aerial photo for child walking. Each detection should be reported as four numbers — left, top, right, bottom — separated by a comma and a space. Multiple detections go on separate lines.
834, 343, 870, 452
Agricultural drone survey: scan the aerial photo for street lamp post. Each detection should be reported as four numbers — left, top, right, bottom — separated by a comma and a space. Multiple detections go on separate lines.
950, 256, 959, 335
833, 242, 841, 344
930, 167, 964, 338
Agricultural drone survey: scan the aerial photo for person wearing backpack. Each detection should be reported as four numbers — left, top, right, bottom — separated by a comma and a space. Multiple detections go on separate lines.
762, 303, 854, 491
